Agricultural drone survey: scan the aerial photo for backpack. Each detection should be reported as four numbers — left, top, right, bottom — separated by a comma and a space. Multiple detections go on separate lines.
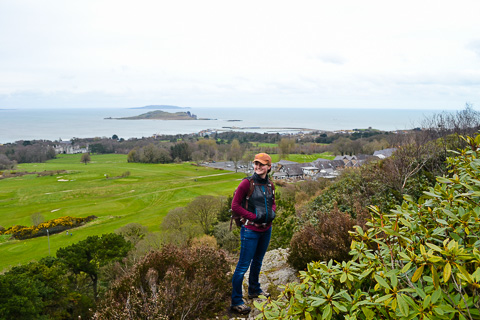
229, 177, 255, 231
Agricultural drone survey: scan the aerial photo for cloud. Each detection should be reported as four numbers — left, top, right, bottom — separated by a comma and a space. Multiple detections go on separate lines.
467, 40, 480, 58
316, 54, 346, 65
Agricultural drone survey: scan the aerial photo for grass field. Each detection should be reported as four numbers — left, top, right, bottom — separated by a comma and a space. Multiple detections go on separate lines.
0, 154, 244, 271
270, 152, 335, 162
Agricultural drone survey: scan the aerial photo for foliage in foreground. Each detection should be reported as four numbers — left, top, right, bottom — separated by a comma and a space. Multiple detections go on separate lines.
94, 244, 232, 320
257, 135, 480, 320
0, 256, 92, 320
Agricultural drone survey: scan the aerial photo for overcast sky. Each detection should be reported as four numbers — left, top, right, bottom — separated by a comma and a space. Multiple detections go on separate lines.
1, 0, 480, 110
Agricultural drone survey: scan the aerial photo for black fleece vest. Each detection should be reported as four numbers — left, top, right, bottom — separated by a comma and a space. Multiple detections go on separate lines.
246, 174, 275, 224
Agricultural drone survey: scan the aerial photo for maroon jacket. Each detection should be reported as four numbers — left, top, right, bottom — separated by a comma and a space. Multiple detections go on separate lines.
231, 178, 276, 232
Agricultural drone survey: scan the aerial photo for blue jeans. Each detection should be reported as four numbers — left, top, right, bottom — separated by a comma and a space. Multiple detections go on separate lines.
231, 225, 272, 306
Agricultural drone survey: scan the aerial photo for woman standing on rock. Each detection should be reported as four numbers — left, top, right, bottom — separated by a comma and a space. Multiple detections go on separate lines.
230, 153, 276, 315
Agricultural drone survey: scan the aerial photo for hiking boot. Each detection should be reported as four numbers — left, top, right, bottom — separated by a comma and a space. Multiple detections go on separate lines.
230, 303, 251, 315
248, 291, 270, 299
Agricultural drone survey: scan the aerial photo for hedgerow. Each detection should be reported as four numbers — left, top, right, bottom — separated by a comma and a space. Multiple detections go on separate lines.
0, 215, 97, 240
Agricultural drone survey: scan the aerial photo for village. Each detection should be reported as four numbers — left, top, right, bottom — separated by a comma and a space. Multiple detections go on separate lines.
202, 147, 396, 181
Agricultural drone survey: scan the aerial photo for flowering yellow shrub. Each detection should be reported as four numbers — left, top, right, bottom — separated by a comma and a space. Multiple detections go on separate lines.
0, 215, 96, 240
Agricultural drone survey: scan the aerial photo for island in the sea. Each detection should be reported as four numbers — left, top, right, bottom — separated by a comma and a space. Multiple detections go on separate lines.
106, 110, 197, 120
106, 110, 216, 120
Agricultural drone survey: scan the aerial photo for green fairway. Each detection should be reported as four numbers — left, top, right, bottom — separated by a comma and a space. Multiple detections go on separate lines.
0, 154, 244, 271
270, 152, 334, 163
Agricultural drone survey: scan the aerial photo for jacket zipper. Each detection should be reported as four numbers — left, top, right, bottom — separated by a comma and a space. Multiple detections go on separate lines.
262, 185, 268, 222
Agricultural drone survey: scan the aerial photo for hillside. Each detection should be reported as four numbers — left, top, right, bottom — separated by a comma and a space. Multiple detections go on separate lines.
0, 154, 243, 271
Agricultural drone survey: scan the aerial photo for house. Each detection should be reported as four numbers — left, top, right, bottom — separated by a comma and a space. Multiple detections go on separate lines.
272, 171, 288, 180
275, 163, 306, 180
54, 141, 89, 154
272, 153, 380, 181
274, 159, 298, 171
301, 166, 320, 177
314, 167, 339, 179
373, 148, 397, 159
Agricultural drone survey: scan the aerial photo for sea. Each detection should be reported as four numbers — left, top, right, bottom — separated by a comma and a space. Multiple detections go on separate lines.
0, 107, 453, 144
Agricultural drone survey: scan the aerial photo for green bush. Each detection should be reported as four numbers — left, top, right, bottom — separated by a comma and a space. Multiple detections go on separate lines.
94, 244, 232, 320
257, 134, 480, 320
213, 221, 240, 253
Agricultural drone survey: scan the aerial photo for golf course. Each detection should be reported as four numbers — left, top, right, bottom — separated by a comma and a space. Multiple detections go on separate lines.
0, 154, 245, 271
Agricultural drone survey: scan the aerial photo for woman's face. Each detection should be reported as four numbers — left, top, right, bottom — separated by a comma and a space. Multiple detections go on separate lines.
253, 161, 271, 178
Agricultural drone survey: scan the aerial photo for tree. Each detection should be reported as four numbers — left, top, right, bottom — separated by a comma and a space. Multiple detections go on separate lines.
0, 154, 15, 170
0, 257, 91, 320
258, 133, 480, 320
30, 212, 45, 227
140, 144, 161, 163
185, 195, 224, 235
278, 138, 295, 159
81, 153, 91, 165
191, 150, 206, 165
161, 207, 203, 245
115, 223, 148, 245
56, 233, 132, 300
89, 143, 106, 154
229, 139, 244, 172
171, 142, 192, 161
331, 136, 352, 155
127, 149, 139, 163
197, 139, 218, 161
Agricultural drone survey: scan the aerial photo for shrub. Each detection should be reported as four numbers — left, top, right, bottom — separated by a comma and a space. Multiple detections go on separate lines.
2, 215, 97, 240
190, 234, 218, 249
257, 134, 480, 320
94, 244, 232, 320
213, 221, 240, 253
269, 189, 297, 250
115, 223, 148, 245
288, 207, 363, 270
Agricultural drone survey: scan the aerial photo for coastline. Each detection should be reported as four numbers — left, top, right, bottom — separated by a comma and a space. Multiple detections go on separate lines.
0, 107, 446, 144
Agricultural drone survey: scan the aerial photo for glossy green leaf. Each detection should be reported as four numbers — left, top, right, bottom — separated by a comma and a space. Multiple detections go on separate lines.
411, 265, 424, 282
374, 274, 391, 290
397, 294, 409, 317
443, 262, 452, 282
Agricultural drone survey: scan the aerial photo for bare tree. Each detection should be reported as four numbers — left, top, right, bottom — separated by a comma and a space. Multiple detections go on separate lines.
185, 195, 224, 234
0, 154, 16, 170
161, 207, 203, 245
31, 212, 45, 227
383, 131, 441, 194
191, 150, 206, 165
229, 139, 244, 172
197, 139, 218, 161
81, 153, 91, 165
278, 138, 295, 159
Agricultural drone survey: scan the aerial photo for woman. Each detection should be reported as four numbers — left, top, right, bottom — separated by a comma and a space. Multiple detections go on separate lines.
230, 153, 276, 315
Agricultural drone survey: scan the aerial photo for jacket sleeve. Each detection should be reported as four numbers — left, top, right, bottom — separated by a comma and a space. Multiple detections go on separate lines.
231, 179, 257, 221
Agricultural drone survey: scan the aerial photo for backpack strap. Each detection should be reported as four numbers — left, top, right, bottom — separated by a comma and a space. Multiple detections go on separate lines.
243, 177, 255, 210
229, 177, 255, 231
